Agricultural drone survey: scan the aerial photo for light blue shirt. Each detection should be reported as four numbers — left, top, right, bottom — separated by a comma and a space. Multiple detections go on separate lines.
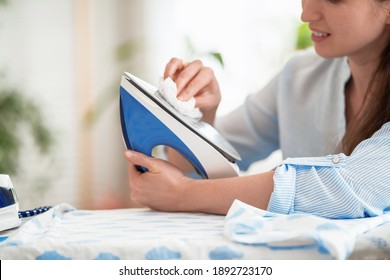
215, 48, 390, 219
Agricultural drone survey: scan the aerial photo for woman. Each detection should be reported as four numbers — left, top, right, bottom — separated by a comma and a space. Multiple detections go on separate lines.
124, 0, 390, 218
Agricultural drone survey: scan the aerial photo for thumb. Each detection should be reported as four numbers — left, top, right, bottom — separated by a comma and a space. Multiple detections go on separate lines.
124, 150, 156, 172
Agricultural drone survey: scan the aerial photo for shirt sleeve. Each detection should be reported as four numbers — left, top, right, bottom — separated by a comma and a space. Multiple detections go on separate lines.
215, 74, 280, 171
268, 122, 390, 218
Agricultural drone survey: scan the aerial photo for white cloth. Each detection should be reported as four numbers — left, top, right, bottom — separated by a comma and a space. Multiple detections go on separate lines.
224, 200, 390, 259
159, 77, 202, 120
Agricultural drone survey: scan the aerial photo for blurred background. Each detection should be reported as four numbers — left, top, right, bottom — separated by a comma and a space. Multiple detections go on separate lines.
0, 0, 308, 210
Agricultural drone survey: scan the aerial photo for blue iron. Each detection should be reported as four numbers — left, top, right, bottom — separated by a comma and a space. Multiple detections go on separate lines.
119, 72, 241, 179
0, 174, 20, 231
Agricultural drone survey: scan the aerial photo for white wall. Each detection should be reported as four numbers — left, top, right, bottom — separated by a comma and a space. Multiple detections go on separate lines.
142, 0, 302, 115
0, 0, 78, 209
0, 0, 142, 209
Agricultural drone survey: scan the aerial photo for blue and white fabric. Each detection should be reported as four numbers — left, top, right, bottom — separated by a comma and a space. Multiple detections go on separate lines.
224, 200, 390, 260
1, 202, 390, 260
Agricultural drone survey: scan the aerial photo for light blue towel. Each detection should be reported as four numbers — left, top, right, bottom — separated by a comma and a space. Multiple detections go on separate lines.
224, 200, 390, 259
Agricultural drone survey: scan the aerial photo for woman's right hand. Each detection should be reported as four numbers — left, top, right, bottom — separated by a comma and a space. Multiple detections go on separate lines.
164, 58, 221, 124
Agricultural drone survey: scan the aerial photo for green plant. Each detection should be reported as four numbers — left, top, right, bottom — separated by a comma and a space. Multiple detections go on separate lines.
0, 0, 54, 202
0, 85, 53, 175
185, 36, 224, 67
84, 40, 139, 127
296, 22, 313, 50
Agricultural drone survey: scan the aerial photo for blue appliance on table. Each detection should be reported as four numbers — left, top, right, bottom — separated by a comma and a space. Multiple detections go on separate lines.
119, 72, 241, 179
0, 174, 20, 231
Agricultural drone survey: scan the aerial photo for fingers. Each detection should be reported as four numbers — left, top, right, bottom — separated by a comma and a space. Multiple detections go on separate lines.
164, 58, 185, 80
174, 60, 203, 96
178, 66, 216, 102
125, 151, 140, 181
163, 58, 220, 115
125, 150, 155, 172
164, 59, 208, 99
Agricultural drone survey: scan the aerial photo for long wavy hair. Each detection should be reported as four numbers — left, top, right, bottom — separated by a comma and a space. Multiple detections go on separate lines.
342, 18, 390, 155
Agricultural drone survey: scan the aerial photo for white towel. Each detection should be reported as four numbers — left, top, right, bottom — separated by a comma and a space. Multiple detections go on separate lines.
159, 77, 202, 120
224, 200, 390, 259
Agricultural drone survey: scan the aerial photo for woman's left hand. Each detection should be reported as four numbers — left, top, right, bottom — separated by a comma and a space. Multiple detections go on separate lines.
124, 150, 192, 212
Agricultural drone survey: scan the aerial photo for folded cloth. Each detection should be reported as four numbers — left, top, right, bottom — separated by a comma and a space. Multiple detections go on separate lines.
159, 77, 202, 120
224, 200, 390, 259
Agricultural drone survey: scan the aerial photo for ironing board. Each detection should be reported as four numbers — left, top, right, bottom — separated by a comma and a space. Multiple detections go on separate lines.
1, 203, 389, 260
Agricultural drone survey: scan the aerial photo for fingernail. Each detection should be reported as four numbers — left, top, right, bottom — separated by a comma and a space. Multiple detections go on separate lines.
125, 150, 133, 157
177, 92, 187, 101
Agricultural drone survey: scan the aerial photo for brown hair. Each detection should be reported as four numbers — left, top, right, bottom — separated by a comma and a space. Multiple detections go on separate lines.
342, 23, 390, 155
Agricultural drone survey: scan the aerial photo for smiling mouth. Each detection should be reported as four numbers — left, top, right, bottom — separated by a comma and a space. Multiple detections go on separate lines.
312, 30, 330, 38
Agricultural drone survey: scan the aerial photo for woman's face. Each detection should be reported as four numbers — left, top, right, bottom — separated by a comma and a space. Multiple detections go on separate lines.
301, 0, 390, 62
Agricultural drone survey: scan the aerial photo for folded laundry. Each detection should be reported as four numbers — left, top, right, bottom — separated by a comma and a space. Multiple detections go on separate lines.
224, 200, 390, 259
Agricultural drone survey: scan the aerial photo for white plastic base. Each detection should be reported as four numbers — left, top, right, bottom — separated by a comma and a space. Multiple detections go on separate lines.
0, 203, 20, 231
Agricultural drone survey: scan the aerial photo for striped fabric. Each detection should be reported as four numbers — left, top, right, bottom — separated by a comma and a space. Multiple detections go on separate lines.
270, 122, 390, 218
215, 48, 390, 218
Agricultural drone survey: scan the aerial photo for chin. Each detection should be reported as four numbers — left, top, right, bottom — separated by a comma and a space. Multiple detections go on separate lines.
313, 46, 343, 59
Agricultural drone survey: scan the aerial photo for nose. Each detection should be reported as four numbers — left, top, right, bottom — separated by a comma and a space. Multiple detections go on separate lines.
301, 0, 322, 23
